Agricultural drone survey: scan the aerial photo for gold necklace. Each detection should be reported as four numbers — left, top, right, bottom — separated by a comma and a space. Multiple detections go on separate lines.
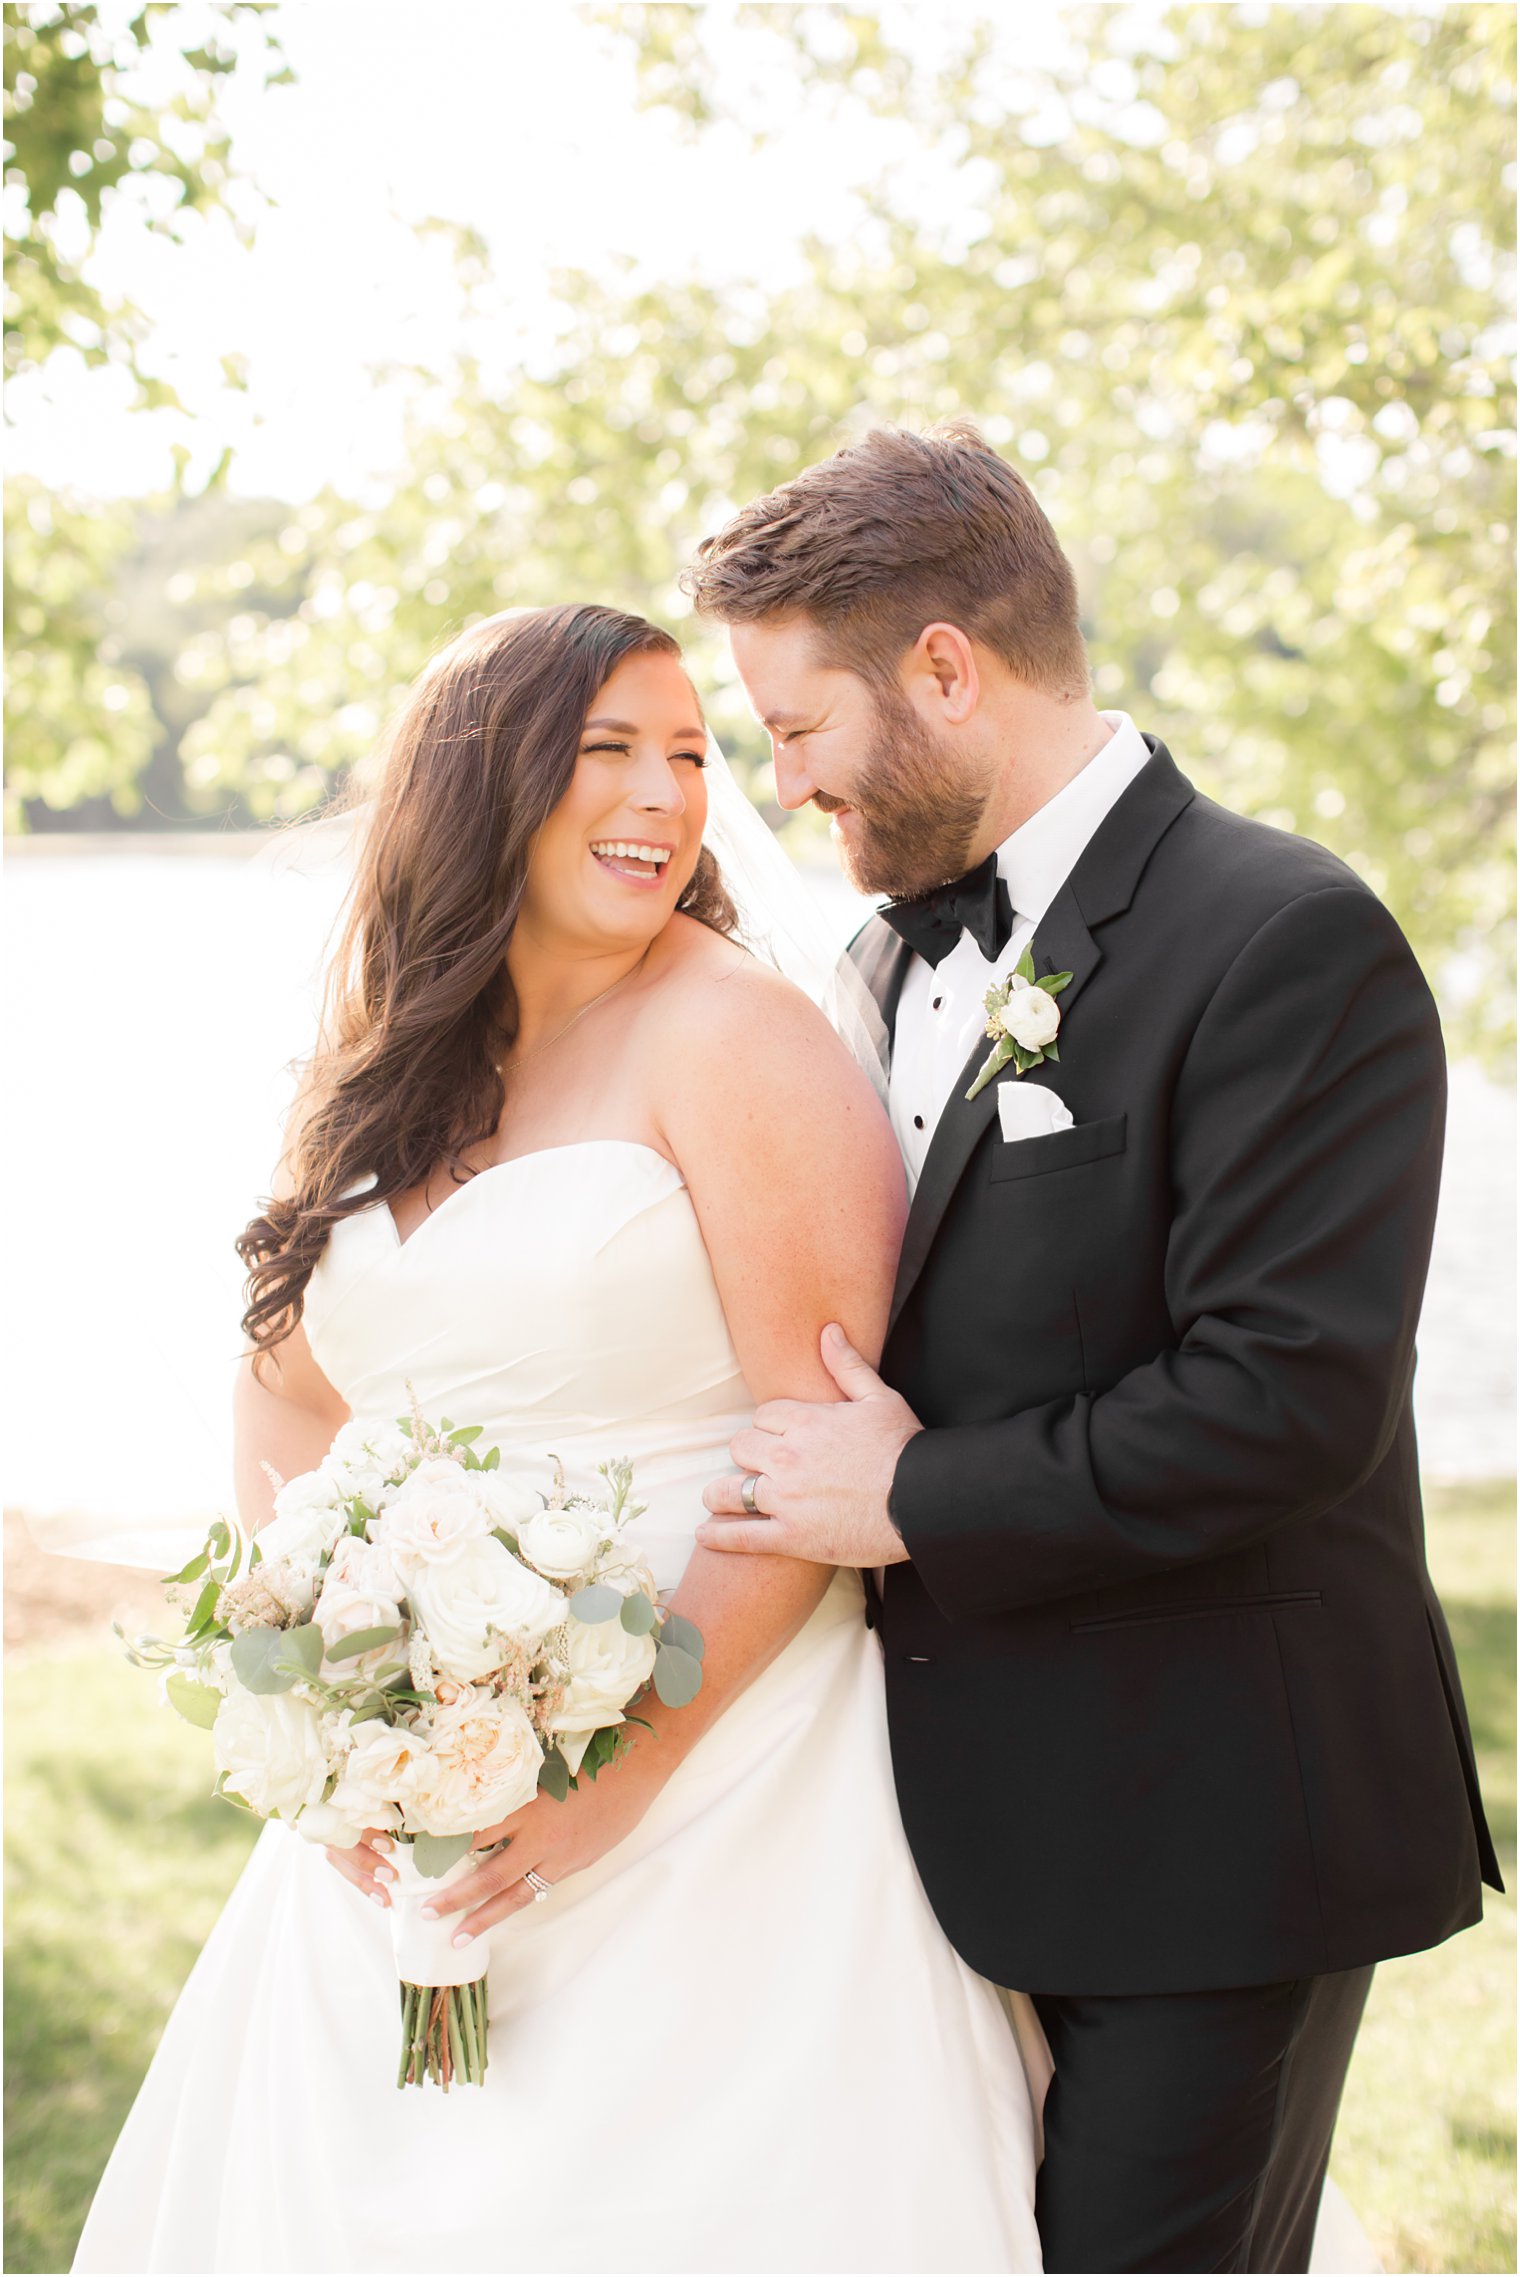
505, 949, 650, 1070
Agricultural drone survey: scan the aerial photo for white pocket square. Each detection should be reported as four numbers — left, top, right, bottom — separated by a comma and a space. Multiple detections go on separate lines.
997, 1081, 1075, 1143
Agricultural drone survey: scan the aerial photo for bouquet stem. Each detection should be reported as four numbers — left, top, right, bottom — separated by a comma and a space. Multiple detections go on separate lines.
398, 1980, 489, 2089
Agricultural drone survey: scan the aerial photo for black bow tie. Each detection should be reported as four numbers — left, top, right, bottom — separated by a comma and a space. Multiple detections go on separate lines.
879, 853, 1014, 969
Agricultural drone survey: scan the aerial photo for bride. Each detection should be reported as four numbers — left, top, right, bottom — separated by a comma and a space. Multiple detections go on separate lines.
73, 602, 1047, 2275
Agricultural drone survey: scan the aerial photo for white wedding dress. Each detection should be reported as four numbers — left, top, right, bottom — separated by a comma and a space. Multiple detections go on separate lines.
73, 1141, 1048, 2275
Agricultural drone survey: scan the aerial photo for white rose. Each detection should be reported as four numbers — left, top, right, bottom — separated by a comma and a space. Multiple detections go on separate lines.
474, 1470, 545, 1534
325, 1717, 424, 1832
997, 985, 1061, 1051
313, 1570, 404, 1672
549, 1614, 658, 1737
296, 1797, 364, 1848
259, 1470, 348, 1566
594, 1546, 657, 1600
409, 1536, 563, 1679
409, 1691, 544, 1836
213, 1687, 333, 1822
324, 1530, 405, 1602
517, 1505, 604, 1582
322, 1418, 415, 1508
375, 1458, 495, 1572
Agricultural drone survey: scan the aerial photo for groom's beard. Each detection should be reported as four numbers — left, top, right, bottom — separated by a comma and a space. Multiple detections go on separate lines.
818, 687, 986, 900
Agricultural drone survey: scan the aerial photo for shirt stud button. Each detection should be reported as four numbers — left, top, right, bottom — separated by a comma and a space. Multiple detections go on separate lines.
932, 997, 943, 1010
913, 1115, 924, 1130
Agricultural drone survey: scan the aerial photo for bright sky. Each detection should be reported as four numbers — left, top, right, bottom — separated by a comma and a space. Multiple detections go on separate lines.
8, 0, 1121, 501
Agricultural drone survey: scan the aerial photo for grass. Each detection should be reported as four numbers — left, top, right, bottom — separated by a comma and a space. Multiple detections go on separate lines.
4, 1483, 1514, 2275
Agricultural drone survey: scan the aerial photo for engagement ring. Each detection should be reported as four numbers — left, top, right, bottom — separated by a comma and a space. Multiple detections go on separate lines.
523, 1870, 552, 1902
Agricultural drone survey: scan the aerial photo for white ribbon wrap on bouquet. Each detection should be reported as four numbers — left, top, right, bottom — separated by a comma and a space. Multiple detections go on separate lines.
387, 1847, 490, 1988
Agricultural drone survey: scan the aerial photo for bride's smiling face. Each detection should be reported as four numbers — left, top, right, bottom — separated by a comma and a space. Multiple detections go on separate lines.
518, 650, 709, 953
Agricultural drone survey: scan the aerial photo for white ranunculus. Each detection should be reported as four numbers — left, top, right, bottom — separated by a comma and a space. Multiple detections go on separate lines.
474, 1470, 545, 1534
313, 1570, 404, 1672
409, 1537, 563, 1679
409, 1691, 544, 1836
549, 1613, 658, 1737
322, 1417, 415, 1508
325, 1719, 423, 1832
213, 1687, 332, 1822
998, 985, 1061, 1051
374, 1458, 496, 1572
517, 1505, 604, 1582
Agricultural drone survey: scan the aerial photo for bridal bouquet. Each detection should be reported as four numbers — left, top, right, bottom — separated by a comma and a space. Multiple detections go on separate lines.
120, 1402, 705, 2091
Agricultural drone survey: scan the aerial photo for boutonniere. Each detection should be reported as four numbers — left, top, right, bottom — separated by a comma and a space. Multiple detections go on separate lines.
965, 947, 1074, 1100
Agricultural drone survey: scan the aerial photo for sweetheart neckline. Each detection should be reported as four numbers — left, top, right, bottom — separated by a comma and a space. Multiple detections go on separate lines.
379, 1138, 683, 1253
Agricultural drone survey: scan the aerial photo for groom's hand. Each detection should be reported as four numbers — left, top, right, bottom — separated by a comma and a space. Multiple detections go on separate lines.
698, 1325, 920, 1568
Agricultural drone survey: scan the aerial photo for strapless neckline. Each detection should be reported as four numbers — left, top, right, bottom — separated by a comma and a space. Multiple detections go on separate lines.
381, 1139, 681, 1253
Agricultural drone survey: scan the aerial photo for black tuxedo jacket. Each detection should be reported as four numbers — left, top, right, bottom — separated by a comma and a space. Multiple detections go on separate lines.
854, 738, 1500, 1997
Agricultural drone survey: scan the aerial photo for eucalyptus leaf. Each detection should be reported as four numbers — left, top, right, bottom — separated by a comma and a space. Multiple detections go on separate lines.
230, 1625, 298, 1694
653, 1643, 703, 1709
618, 1592, 657, 1635
409, 1830, 475, 1878
274, 1622, 324, 1680
208, 1519, 231, 1559
165, 1673, 222, 1729
658, 1612, 706, 1662
185, 1576, 222, 1633
569, 1584, 621, 1623
538, 1750, 571, 1802
326, 1623, 401, 1662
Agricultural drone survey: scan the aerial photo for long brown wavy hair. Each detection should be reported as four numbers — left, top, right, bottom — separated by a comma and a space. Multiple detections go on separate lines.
238, 603, 737, 1368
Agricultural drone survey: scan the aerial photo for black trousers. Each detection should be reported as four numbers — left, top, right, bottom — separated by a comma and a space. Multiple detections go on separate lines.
1031, 1967, 1374, 2274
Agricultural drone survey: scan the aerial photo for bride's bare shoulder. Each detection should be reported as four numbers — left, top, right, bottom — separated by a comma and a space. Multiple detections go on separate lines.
646, 911, 849, 1061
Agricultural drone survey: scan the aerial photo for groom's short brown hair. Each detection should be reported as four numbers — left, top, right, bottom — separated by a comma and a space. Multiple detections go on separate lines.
681, 420, 1088, 696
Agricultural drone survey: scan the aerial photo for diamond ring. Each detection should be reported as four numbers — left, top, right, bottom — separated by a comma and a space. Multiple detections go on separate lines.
523, 1869, 552, 1902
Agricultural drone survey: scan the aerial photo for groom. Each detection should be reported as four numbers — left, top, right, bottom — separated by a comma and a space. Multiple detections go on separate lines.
694, 422, 1500, 2272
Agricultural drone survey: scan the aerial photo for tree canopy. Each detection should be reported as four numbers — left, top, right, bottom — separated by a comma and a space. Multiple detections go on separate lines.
5, 4, 1514, 1052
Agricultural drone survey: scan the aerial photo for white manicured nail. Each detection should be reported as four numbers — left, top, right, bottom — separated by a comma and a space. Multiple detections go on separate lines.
452, 1930, 474, 1948
369, 1890, 387, 1909
419, 1905, 437, 1920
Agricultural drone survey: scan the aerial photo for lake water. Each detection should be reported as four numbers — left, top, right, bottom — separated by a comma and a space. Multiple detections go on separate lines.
6, 835, 1513, 1562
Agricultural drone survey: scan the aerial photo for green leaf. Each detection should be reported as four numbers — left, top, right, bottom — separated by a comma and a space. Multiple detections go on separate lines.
448, 1426, 483, 1446
165, 1673, 222, 1729
409, 1830, 474, 1878
653, 1643, 703, 1709
491, 1526, 519, 1552
163, 1548, 210, 1586
326, 1623, 401, 1662
1042, 970, 1074, 995
274, 1623, 324, 1679
207, 1519, 231, 1560
569, 1584, 621, 1623
185, 1576, 222, 1633
537, 1750, 572, 1801
964, 1037, 1014, 1102
481, 1446, 501, 1471
230, 1625, 298, 1694
658, 1611, 706, 1662
1015, 947, 1037, 984
1042, 1041, 1060, 1061
619, 1592, 657, 1635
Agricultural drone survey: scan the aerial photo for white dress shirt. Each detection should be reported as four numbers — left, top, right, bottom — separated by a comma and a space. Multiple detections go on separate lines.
888, 712, 1152, 1190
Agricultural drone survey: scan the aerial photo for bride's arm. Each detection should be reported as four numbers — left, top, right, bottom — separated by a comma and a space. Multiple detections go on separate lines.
416, 958, 906, 1945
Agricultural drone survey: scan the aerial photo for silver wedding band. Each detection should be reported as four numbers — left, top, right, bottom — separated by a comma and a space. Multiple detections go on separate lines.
740, 1472, 764, 1515
523, 1869, 552, 1902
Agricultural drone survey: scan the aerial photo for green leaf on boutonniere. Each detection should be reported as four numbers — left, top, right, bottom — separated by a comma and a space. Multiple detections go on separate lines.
1041, 970, 1074, 995
966, 1035, 1015, 1100
1043, 1041, 1060, 1061
1014, 947, 1037, 984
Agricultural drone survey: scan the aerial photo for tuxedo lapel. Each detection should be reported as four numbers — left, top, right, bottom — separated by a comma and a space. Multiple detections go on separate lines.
885, 740, 1194, 1340
887, 887, 1100, 1337
845, 916, 914, 1060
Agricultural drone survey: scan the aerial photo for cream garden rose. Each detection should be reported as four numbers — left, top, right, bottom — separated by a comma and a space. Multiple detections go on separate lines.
998, 985, 1062, 1052
408, 1536, 563, 1679
325, 1718, 423, 1833
409, 1691, 544, 1836
549, 1613, 658, 1738
376, 1458, 497, 1572
313, 1570, 404, 1673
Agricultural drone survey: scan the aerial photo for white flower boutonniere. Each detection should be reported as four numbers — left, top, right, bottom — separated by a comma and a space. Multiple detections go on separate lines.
965, 947, 1074, 1100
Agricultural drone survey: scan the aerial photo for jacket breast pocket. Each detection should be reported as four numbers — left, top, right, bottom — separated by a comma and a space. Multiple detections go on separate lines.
987, 1111, 1128, 1184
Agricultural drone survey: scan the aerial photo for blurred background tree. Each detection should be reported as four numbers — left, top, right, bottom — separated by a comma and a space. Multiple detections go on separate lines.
4, 2, 1514, 1055
3, 0, 286, 819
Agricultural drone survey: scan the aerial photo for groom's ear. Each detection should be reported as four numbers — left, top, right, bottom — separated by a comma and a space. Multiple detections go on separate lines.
910, 623, 980, 725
